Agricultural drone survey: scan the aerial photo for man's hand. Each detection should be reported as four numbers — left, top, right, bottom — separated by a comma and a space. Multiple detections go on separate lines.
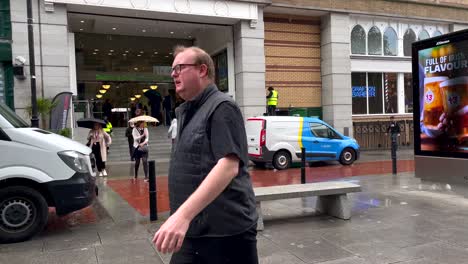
152, 155, 240, 254
152, 212, 190, 254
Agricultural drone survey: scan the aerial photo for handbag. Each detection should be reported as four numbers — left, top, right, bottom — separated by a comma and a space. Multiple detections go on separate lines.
138, 144, 148, 153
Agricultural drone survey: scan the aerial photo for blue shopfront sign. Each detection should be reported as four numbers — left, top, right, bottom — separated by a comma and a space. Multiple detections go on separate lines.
352, 86, 376, 98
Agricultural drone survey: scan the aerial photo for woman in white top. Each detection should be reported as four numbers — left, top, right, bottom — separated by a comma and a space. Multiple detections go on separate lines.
132, 121, 149, 181
167, 116, 177, 144
87, 123, 112, 177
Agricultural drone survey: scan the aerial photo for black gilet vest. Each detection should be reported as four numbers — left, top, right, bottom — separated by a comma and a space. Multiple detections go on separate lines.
169, 84, 257, 237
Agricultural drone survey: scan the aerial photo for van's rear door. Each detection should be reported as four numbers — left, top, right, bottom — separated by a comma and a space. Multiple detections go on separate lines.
246, 118, 264, 156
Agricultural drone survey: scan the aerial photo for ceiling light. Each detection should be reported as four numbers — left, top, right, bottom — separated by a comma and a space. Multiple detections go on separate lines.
188, 35, 192, 38
112, 27, 117, 30
130, 97, 135, 101
123, 54, 127, 56
96, 94, 103, 99
154, 51, 158, 54
134, 94, 142, 99
80, 20, 85, 23
102, 84, 111, 89
79, 28, 83, 31
110, 49, 114, 52
150, 85, 158, 90
94, 49, 99, 51
140, 51, 144, 54
137, 54, 141, 57
99, 89, 107, 94
108, 53, 113, 55
142, 29, 146, 32
165, 55, 169, 58
125, 50, 129, 53
169, 52, 173, 55
143, 89, 149, 93
93, 52, 97, 55
170, 31, 174, 34
134, 67, 138, 71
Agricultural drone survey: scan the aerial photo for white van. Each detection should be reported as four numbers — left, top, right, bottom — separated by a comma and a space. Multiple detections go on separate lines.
0, 102, 97, 243
246, 116, 360, 170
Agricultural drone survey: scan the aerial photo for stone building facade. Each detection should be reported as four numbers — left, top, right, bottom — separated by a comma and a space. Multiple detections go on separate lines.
5, 0, 468, 148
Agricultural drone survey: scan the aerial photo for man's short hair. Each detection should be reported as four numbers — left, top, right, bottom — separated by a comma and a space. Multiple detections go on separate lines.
173, 46, 215, 80
268, 86, 274, 91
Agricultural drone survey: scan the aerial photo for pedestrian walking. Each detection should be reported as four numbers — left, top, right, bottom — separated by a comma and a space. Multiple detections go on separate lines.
87, 122, 111, 177
132, 121, 149, 181
152, 46, 258, 264
126, 121, 135, 161
167, 112, 177, 145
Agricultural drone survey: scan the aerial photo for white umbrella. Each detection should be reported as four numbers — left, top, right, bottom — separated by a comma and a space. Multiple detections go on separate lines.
129, 115, 159, 123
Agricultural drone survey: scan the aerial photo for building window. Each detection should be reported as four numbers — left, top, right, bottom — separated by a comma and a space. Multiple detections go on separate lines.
433, 30, 443, 37
403, 29, 416, 56
384, 73, 398, 113
368, 26, 382, 55
351, 25, 366, 55
352, 72, 367, 114
368, 73, 383, 114
418, 30, 430, 41
404, 73, 413, 113
383, 27, 398, 56
352, 72, 401, 115
212, 49, 228, 92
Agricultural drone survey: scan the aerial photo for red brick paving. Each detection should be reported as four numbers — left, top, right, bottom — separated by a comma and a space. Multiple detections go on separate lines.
106, 177, 170, 216
107, 160, 415, 216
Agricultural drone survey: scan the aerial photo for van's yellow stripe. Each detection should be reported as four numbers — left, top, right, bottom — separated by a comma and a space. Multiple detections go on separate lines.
298, 117, 303, 149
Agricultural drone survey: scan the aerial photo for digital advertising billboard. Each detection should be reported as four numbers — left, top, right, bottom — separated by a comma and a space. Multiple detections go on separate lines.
413, 29, 468, 159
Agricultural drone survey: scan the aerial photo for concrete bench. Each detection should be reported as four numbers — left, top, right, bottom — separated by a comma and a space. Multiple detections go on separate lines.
254, 181, 361, 230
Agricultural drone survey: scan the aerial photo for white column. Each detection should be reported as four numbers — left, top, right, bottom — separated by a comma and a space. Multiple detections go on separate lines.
321, 13, 353, 136
398, 23, 404, 57
397, 73, 405, 114
233, 7, 265, 119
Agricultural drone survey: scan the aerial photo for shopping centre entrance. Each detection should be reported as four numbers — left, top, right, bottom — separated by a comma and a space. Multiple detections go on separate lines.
69, 13, 233, 127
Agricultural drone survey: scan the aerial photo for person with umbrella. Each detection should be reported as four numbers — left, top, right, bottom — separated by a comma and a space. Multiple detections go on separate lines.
129, 115, 158, 181
86, 120, 112, 177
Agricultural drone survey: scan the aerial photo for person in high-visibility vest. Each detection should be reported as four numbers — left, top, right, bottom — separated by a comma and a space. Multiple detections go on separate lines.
266, 86, 278, 116
103, 116, 113, 136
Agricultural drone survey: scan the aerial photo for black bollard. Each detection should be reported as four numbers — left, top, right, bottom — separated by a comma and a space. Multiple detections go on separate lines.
301, 147, 306, 184
391, 134, 397, 175
149, 160, 158, 221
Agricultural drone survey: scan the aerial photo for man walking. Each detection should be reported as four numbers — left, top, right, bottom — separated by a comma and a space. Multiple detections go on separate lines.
152, 46, 258, 264
266, 86, 278, 116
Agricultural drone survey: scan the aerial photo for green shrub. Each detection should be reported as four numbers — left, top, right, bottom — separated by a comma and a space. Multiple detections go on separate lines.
57, 128, 71, 138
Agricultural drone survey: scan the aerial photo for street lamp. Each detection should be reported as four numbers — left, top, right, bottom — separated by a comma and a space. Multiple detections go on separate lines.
27, 0, 38, 127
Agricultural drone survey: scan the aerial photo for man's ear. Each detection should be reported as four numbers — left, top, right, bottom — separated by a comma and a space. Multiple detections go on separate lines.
199, 64, 208, 78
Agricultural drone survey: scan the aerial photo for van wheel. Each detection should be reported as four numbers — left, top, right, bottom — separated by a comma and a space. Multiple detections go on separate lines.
0, 186, 49, 243
339, 148, 356, 165
273, 151, 291, 170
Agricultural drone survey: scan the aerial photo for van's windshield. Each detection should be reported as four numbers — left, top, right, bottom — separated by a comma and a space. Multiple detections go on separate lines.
0, 103, 30, 128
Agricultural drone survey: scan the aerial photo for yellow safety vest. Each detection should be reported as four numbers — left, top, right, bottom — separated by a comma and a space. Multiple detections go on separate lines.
267, 90, 278, 106
104, 121, 113, 134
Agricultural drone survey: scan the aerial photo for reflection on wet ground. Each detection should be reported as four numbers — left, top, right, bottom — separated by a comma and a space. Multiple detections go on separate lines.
105, 159, 414, 216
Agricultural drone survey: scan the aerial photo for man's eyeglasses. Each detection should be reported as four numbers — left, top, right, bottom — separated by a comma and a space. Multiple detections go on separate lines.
171, 64, 198, 75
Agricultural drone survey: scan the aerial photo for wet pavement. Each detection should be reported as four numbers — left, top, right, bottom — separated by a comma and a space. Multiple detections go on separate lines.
4, 148, 468, 263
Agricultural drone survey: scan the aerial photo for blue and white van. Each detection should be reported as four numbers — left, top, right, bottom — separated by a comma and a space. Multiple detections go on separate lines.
246, 116, 360, 170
